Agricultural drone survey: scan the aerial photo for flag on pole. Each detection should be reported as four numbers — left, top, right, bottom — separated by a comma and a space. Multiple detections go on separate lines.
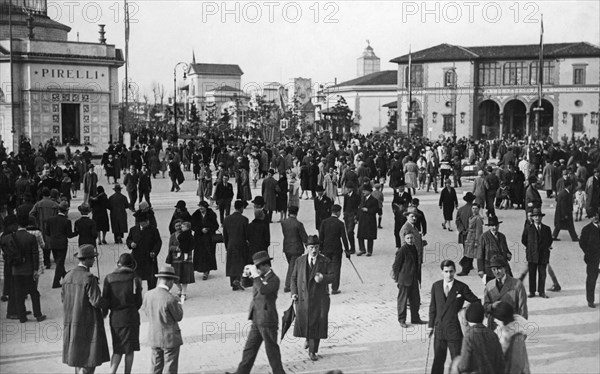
124, 0, 130, 66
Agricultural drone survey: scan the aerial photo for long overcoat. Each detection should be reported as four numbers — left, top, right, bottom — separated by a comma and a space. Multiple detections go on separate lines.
108, 191, 129, 235
554, 189, 573, 229
126, 225, 162, 281
191, 208, 219, 272
521, 222, 552, 264
261, 176, 278, 211
62, 266, 110, 368
291, 254, 334, 339
357, 195, 379, 240
222, 212, 249, 277
90, 192, 110, 231
464, 214, 483, 258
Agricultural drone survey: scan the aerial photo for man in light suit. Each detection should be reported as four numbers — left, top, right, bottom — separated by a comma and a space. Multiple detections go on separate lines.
229, 251, 285, 374
483, 255, 528, 330
427, 260, 479, 374
319, 204, 350, 294
392, 232, 425, 328
521, 208, 553, 298
143, 265, 183, 374
280, 205, 308, 293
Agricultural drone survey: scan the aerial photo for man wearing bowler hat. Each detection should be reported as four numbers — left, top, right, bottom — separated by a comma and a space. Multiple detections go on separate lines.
142, 265, 183, 374
483, 255, 527, 330
477, 216, 513, 283
62, 245, 110, 373
229, 251, 285, 374
45, 201, 76, 288
521, 208, 553, 298
291, 235, 334, 361
456, 192, 475, 276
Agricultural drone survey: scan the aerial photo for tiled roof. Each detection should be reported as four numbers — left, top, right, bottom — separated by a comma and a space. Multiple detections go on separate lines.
189, 63, 243, 76
382, 100, 397, 108
390, 42, 600, 63
332, 70, 397, 88
212, 85, 244, 92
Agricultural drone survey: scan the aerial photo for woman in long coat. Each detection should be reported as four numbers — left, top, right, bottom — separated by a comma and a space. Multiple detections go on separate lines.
464, 203, 484, 260
438, 178, 459, 231
357, 188, 379, 252
288, 173, 301, 208
191, 201, 219, 280
299, 163, 310, 199
107, 185, 129, 243
247, 209, 270, 261
276, 172, 289, 221
90, 186, 110, 245
237, 167, 252, 203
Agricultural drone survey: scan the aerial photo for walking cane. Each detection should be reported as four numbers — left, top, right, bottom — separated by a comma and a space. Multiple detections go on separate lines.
341, 219, 364, 284
424, 334, 432, 374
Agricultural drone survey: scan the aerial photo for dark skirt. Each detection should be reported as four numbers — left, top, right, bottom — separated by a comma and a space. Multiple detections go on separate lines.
194, 240, 218, 272
276, 194, 288, 212
173, 259, 195, 284
110, 325, 140, 354
92, 210, 110, 231
442, 204, 455, 221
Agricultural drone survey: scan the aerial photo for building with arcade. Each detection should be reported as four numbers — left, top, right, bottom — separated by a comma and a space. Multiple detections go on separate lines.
390, 42, 600, 140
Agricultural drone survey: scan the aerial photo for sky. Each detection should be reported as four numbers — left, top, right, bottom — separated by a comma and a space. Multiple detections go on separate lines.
48, 0, 600, 99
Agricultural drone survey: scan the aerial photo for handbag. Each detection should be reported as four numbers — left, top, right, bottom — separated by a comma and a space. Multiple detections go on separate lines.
211, 230, 224, 244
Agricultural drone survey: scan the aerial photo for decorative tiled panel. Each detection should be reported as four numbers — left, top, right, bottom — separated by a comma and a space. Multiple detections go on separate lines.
82, 94, 89, 102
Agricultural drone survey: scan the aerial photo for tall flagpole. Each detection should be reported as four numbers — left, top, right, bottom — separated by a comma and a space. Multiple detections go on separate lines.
9, 0, 15, 147
124, 0, 130, 136
407, 44, 412, 137
534, 14, 544, 139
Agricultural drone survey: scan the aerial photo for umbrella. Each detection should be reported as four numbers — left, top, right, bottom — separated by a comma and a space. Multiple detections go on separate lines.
281, 301, 296, 342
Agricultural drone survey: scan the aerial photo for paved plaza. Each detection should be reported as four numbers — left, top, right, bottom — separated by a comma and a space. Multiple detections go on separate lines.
1, 167, 599, 374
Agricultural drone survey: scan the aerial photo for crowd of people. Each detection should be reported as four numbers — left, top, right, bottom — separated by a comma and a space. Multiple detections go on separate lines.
0, 131, 599, 373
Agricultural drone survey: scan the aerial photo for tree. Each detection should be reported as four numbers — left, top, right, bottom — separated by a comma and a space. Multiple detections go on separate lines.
386, 110, 398, 133
151, 81, 166, 108
189, 102, 199, 123
330, 95, 353, 133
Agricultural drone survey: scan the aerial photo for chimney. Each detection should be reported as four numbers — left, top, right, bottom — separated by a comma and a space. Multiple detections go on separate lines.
98, 24, 106, 44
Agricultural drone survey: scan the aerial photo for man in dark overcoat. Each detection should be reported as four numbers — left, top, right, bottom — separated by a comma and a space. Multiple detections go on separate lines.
521, 208, 553, 298
261, 169, 278, 223
291, 235, 335, 361
62, 244, 109, 373
319, 204, 350, 294
123, 166, 139, 211
223, 200, 250, 291
579, 208, 600, 308
342, 181, 361, 254
552, 179, 578, 241
108, 184, 129, 244
392, 232, 425, 328
126, 212, 162, 290
314, 185, 333, 230
477, 216, 513, 282
82, 164, 98, 204
280, 205, 308, 293
357, 185, 378, 256
456, 192, 475, 276
74, 203, 98, 246
138, 164, 152, 207
45, 201, 76, 288
427, 260, 479, 374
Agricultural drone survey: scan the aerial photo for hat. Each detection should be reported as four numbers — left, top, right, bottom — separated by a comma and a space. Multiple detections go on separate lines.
403, 207, 421, 217
466, 302, 484, 323
252, 196, 265, 206
139, 201, 150, 211
362, 185, 373, 193
252, 251, 273, 266
491, 301, 515, 324
88, 164, 95, 170
58, 201, 69, 212
489, 255, 507, 268
315, 185, 324, 192
306, 235, 320, 246
175, 200, 186, 209
485, 216, 503, 226
530, 208, 545, 217
74, 244, 98, 259
268, 168, 275, 175
198, 200, 209, 208
77, 203, 91, 214
113, 184, 122, 191
463, 192, 476, 202
155, 265, 179, 280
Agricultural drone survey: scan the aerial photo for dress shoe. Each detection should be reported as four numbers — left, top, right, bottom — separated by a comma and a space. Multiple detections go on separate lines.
412, 319, 427, 325
399, 322, 409, 328
572, 238, 579, 242
202, 274, 209, 281
448, 228, 453, 232
357, 251, 366, 256
232, 280, 244, 291
588, 302, 596, 308
283, 288, 291, 293
552, 237, 560, 241
309, 352, 318, 361
349, 250, 356, 255
102, 239, 108, 245
548, 285, 561, 292
0, 295, 8, 302
366, 253, 372, 257
456, 271, 469, 276
36, 315, 47, 322
539, 293, 549, 298
332, 290, 341, 295
528, 293, 535, 298
20, 319, 28, 323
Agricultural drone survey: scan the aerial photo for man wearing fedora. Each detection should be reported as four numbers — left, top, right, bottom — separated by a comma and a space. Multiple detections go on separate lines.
552, 179, 579, 242
399, 207, 424, 270
579, 208, 600, 308
142, 265, 183, 374
392, 232, 426, 328
261, 169, 278, 223
126, 211, 162, 290
82, 164, 98, 205
291, 235, 334, 361
314, 185, 333, 231
521, 208, 553, 298
477, 216, 513, 283
229, 251, 285, 374
74, 203, 98, 247
223, 200, 250, 291
45, 201, 76, 288
280, 205, 308, 293
62, 245, 110, 373
319, 204, 350, 295
357, 185, 379, 256
456, 192, 476, 276
483, 255, 528, 330
108, 184, 129, 244
214, 174, 234, 225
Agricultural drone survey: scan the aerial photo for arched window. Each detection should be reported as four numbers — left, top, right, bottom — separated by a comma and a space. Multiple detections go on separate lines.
444, 70, 456, 87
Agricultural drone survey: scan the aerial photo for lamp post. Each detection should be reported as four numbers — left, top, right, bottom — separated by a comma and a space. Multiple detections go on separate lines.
173, 61, 188, 133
